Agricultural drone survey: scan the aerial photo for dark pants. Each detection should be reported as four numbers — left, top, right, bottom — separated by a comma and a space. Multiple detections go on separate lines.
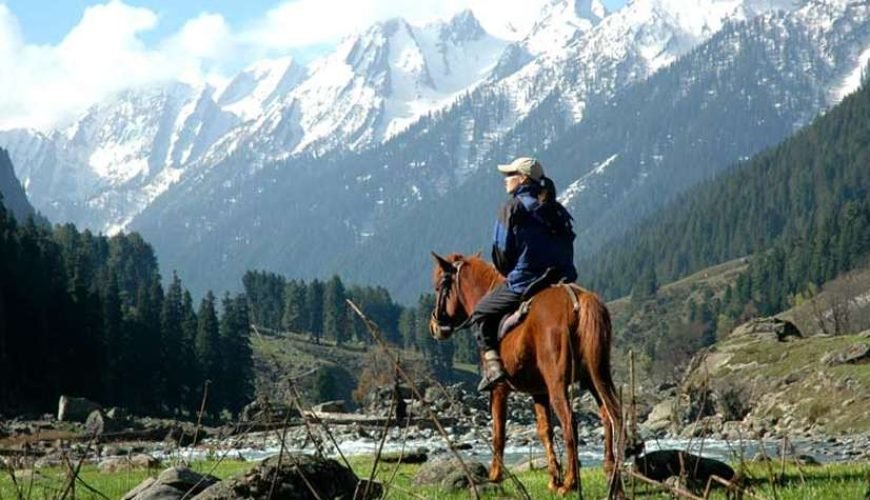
469, 283, 523, 351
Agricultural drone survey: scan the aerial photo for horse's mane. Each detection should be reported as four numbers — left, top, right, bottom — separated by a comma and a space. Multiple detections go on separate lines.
445, 252, 505, 286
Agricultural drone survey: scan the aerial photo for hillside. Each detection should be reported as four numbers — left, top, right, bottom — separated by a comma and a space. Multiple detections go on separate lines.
606, 257, 748, 385
616, 257, 870, 438
679, 328, 870, 437
250, 330, 476, 409
583, 74, 870, 302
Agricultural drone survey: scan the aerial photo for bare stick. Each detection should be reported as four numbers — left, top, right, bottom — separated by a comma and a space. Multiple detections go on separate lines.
189, 380, 211, 465
627, 469, 706, 500
287, 378, 353, 471
362, 379, 396, 500
286, 381, 327, 458
263, 397, 328, 500
347, 299, 481, 500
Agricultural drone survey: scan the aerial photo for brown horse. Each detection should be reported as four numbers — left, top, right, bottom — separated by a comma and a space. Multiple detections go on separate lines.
429, 252, 623, 495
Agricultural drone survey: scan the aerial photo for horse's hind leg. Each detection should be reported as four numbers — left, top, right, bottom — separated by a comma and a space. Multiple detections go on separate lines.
489, 384, 509, 482
549, 388, 580, 495
587, 386, 615, 475
532, 394, 561, 491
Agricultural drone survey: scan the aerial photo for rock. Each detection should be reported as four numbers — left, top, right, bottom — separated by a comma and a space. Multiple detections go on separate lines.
379, 450, 428, 464
85, 409, 126, 436
795, 454, 821, 466
240, 398, 298, 423
413, 458, 488, 492
106, 407, 128, 420
122, 477, 157, 500
634, 450, 735, 489
731, 317, 802, 342
511, 456, 551, 472
157, 466, 220, 493
127, 484, 186, 500
58, 395, 101, 422
643, 399, 676, 433
99, 453, 160, 473
312, 400, 345, 413
824, 344, 870, 366
193, 453, 366, 500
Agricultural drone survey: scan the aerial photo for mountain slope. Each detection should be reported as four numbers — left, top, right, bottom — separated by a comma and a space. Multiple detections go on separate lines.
0, 148, 35, 223
582, 68, 870, 301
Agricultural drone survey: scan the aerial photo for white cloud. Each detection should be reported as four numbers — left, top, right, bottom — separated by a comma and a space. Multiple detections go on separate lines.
0, 0, 554, 131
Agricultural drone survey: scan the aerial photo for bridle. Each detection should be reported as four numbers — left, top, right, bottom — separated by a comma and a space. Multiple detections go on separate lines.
431, 261, 473, 334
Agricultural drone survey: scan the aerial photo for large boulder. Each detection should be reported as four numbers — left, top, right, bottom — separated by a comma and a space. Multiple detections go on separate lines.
240, 398, 298, 423
823, 343, 870, 366
85, 409, 126, 436
121, 467, 220, 500
193, 453, 373, 500
731, 317, 801, 342
413, 458, 489, 492
57, 395, 101, 422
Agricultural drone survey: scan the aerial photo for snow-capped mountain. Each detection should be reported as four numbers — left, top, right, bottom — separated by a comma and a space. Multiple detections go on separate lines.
3, 0, 868, 301
123, 0, 869, 302
1, 10, 510, 232
0, 82, 241, 232
209, 10, 511, 164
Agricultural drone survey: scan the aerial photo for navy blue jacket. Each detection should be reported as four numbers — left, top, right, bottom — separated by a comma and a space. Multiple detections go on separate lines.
492, 182, 577, 294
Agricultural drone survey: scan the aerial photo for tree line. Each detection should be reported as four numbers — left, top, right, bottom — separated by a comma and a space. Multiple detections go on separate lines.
0, 206, 253, 417
241, 270, 475, 377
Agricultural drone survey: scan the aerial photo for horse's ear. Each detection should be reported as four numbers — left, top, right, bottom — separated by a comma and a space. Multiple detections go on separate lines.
431, 252, 453, 272
473, 250, 482, 259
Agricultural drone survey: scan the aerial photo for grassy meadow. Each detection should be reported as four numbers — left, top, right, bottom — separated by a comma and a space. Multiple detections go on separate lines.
1, 455, 866, 499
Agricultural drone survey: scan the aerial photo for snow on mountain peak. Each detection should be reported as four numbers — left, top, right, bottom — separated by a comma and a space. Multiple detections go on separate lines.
217, 56, 305, 121
523, 0, 610, 56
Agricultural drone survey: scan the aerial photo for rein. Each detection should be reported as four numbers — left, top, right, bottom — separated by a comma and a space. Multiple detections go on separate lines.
431, 261, 473, 334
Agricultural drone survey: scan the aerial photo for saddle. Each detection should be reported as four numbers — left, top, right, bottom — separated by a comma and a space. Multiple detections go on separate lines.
497, 280, 583, 341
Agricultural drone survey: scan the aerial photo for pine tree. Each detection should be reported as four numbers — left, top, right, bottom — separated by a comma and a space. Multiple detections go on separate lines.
196, 291, 222, 415
180, 289, 200, 413
282, 279, 306, 332
160, 272, 185, 413
101, 272, 124, 404
306, 280, 324, 342
323, 275, 349, 344
219, 294, 254, 415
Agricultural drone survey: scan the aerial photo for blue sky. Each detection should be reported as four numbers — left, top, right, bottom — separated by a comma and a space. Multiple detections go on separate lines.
0, 0, 628, 130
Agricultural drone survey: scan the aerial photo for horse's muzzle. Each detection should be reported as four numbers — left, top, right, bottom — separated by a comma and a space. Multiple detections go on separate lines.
429, 316, 452, 340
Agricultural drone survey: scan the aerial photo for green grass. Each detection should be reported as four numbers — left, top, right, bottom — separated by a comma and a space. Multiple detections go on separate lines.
2, 455, 866, 499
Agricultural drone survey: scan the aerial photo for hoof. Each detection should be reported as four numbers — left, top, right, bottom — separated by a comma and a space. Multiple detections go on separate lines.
556, 481, 577, 496
547, 479, 561, 492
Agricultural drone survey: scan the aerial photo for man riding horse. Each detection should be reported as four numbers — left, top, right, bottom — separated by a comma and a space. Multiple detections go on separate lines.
472, 156, 577, 391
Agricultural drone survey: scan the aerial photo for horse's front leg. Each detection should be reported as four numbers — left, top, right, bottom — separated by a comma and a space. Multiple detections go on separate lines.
489, 384, 509, 482
550, 388, 580, 495
533, 394, 562, 491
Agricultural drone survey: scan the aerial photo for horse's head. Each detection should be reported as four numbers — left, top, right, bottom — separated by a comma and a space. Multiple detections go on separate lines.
429, 252, 472, 340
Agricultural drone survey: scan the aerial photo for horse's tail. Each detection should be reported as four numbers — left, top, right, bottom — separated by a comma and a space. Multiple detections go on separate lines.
576, 291, 624, 464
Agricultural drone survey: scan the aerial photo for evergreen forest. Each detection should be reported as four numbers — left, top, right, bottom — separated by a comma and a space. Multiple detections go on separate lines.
581, 79, 870, 322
